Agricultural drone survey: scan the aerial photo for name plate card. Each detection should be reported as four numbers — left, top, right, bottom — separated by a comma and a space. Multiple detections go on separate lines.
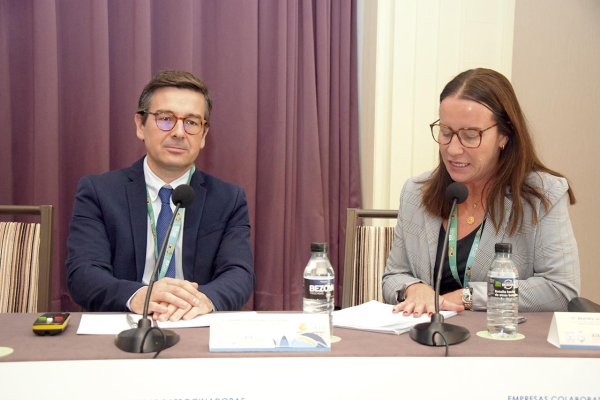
209, 313, 331, 352
547, 312, 600, 349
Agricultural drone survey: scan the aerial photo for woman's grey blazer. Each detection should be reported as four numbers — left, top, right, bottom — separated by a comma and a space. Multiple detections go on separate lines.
382, 170, 580, 312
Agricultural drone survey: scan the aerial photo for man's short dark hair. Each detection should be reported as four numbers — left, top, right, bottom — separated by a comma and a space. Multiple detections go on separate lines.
137, 69, 212, 124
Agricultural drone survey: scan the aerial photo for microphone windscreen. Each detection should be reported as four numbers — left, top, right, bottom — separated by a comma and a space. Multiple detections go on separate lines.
568, 297, 600, 313
172, 184, 195, 208
445, 182, 469, 204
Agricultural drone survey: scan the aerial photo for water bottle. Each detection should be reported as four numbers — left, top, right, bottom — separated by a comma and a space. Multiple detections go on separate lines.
303, 242, 335, 336
487, 243, 519, 338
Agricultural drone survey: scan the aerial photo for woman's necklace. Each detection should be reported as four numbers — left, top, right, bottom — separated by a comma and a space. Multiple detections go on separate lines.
467, 203, 477, 225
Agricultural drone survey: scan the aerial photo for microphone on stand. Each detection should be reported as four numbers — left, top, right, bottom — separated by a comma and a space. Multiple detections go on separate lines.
115, 184, 196, 354
568, 297, 600, 313
409, 182, 471, 347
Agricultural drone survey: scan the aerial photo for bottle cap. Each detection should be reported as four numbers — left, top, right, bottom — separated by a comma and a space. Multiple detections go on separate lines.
311, 242, 328, 253
495, 243, 512, 253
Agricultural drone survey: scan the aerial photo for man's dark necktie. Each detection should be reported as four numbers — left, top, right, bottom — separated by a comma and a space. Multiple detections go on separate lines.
156, 187, 176, 278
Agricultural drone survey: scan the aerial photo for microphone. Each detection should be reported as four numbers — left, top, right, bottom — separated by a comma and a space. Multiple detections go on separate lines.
409, 182, 471, 347
115, 184, 196, 354
568, 297, 600, 313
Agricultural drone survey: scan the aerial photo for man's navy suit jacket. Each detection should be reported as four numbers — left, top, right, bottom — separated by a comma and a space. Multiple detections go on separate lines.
66, 157, 255, 312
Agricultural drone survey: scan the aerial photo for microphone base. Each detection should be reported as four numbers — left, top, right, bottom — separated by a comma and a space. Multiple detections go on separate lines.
568, 297, 600, 313
409, 314, 470, 346
115, 326, 180, 353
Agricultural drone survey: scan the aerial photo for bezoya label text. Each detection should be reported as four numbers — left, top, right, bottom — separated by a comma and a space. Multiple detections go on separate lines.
304, 278, 334, 300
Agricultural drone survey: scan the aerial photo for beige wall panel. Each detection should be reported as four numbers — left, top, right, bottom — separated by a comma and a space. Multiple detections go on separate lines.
357, 0, 378, 211
512, 0, 600, 303
358, 0, 515, 227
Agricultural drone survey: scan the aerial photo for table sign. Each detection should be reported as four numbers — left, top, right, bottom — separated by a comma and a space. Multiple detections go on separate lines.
209, 313, 330, 352
547, 312, 600, 349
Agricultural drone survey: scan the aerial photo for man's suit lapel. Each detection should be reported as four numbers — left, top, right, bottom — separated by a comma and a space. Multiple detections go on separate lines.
125, 158, 149, 282
182, 170, 207, 280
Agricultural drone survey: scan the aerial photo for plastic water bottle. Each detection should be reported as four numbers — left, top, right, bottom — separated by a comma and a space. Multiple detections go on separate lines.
303, 242, 335, 336
487, 243, 519, 338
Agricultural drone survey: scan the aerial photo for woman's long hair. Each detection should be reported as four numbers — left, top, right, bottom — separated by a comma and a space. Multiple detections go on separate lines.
420, 68, 575, 235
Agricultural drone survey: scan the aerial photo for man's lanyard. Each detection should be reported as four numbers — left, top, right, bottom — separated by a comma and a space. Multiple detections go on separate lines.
448, 206, 483, 288
145, 166, 195, 279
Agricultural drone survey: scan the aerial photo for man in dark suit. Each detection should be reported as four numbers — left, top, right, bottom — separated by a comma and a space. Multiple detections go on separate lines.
66, 70, 254, 322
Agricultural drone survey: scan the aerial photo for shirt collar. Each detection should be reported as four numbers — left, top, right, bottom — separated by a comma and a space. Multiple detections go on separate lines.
143, 156, 192, 202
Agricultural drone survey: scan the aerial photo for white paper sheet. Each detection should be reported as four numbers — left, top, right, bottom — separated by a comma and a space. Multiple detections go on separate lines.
76, 312, 258, 334
332, 300, 457, 335
76, 314, 137, 335
157, 312, 258, 329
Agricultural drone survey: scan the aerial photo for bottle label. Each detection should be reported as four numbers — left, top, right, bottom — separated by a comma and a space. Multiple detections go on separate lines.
487, 276, 519, 298
304, 277, 334, 300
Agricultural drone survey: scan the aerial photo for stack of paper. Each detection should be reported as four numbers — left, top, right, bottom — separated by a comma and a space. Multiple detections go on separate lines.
332, 300, 457, 335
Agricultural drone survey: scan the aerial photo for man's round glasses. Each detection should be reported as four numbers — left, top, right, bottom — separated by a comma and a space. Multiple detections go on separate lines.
430, 119, 497, 149
140, 110, 207, 135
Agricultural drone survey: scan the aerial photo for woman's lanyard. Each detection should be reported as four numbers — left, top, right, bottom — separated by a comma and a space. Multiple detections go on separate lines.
448, 206, 483, 288
145, 165, 195, 279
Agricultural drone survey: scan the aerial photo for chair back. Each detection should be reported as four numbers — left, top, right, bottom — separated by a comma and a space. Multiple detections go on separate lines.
0, 205, 53, 312
342, 208, 397, 308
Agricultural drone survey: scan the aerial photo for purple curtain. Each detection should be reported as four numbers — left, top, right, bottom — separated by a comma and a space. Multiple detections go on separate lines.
0, 0, 360, 311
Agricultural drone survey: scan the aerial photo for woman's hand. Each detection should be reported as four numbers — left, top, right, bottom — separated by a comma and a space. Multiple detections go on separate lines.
392, 283, 464, 317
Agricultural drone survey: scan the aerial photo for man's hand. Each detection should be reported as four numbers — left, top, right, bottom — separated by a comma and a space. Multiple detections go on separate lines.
391, 283, 464, 317
130, 278, 201, 315
154, 291, 214, 322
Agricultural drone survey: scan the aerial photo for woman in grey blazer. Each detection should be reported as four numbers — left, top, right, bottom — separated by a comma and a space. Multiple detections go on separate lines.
382, 68, 580, 317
